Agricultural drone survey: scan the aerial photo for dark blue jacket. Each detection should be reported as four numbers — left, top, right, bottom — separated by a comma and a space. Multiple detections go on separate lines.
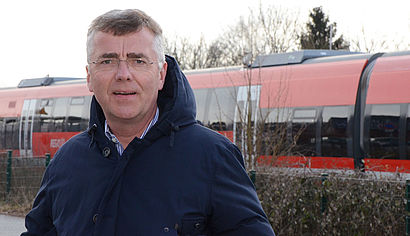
22, 56, 275, 235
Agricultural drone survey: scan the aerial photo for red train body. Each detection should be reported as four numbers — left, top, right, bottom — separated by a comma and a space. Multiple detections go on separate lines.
1, 50, 409, 172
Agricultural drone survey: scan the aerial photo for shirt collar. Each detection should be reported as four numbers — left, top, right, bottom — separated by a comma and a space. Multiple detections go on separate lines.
104, 107, 159, 145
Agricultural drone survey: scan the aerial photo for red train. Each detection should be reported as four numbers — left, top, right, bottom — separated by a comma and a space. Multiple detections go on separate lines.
1, 50, 409, 172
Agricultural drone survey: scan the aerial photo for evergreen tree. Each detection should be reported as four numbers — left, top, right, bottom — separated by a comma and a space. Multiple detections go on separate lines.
300, 7, 349, 50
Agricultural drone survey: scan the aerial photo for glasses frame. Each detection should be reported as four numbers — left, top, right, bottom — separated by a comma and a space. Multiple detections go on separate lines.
89, 57, 158, 72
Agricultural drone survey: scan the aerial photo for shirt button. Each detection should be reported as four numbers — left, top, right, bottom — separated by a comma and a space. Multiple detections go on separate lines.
163, 227, 169, 232
92, 213, 99, 223
194, 222, 202, 229
102, 147, 111, 158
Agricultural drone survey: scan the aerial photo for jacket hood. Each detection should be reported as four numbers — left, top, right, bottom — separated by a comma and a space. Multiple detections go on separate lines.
88, 55, 197, 144
157, 55, 197, 128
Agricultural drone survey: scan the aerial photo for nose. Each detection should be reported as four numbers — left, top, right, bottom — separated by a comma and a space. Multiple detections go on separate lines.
115, 60, 131, 81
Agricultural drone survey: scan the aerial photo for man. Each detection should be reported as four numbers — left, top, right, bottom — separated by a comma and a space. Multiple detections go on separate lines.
22, 9, 275, 235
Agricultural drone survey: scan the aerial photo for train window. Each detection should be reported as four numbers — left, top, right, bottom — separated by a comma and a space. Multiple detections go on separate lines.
294, 109, 316, 119
13, 118, 19, 149
67, 96, 88, 132
261, 107, 292, 123
207, 87, 237, 131
5, 118, 19, 149
407, 104, 410, 159
291, 108, 317, 156
41, 99, 53, 107
367, 104, 400, 159
71, 97, 84, 105
258, 107, 292, 143
258, 107, 292, 156
193, 89, 209, 125
36, 99, 54, 132
83, 96, 92, 121
52, 97, 69, 132
321, 106, 350, 157
0, 118, 4, 149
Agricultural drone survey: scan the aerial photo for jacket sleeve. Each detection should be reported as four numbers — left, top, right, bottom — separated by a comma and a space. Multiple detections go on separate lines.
209, 143, 275, 235
21, 162, 56, 236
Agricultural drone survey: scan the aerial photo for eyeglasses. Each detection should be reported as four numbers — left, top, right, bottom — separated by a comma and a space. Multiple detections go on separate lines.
90, 57, 157, 71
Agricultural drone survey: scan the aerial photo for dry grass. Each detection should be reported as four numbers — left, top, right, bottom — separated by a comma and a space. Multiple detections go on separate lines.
0, 155, 45, 217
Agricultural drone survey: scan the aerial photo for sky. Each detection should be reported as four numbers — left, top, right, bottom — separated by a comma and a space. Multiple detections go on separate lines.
0, 0, 409, 88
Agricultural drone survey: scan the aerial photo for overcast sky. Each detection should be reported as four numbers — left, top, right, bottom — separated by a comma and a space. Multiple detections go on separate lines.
0, 0, 409, 88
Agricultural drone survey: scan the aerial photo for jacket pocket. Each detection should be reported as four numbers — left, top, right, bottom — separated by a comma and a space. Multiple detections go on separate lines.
179, 216, 207, 236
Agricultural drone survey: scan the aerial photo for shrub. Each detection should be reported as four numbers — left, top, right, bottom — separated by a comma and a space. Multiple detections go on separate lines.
255, 168, 406, 235
0, 154, 407, 235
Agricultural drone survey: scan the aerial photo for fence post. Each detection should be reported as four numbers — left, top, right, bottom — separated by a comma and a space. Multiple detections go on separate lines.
321, 173, 328, 214
6, 150, 12, 194
406, 179, 410, 236
45, 153, 51, 167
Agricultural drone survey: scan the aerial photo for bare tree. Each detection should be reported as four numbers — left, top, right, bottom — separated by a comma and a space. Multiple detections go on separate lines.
165, 3, 301, 69
349, 27, 389, 53
209, 4, 301, 67
257, 4, 301, 53
164, 35, 208, 70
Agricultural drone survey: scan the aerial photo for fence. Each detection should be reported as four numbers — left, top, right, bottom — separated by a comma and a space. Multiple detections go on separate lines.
1, 151, 410, 235
0, 151, 49, 214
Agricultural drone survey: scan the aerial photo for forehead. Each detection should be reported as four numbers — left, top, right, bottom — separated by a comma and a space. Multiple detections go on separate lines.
91, 28, 156, 57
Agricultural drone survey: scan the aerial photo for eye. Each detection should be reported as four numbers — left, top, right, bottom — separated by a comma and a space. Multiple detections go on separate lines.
100, 59, 114, 65
136, 59, 146, 64
129, 58, 147, 65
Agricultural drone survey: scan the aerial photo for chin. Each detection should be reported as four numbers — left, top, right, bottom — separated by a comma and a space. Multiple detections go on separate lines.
115, 113, 139, 121
108, 108, 139, 121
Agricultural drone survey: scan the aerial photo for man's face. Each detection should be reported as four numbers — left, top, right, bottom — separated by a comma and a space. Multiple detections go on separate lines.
86, 29, 167, 124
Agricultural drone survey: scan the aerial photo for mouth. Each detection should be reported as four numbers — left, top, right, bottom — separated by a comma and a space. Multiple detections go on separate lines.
113, 91, 137, 95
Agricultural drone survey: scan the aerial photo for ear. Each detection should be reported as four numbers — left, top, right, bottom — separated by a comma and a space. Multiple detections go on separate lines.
158, 61, 168, 91
86, 65, 94, 92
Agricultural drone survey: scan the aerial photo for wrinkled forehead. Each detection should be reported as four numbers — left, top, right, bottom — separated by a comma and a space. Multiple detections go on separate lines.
89, 30, 156, 59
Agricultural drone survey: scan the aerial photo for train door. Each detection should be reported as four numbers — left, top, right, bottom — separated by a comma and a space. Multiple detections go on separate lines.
19, 99, 37, 157
233, 85, 261, 169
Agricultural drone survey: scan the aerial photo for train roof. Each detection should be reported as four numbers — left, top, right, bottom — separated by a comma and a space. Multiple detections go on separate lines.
251, 50, 364, 68
184, 50, 368, 75
17, 77, 86, 88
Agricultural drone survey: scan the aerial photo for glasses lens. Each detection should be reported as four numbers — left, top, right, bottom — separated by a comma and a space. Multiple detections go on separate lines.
127, 58, 150, 69
93, 58, 118, 71
92, 58, 154, 71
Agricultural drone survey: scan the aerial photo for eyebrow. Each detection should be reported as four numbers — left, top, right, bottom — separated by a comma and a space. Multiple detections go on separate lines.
99, 52, 149, 59
100, 53, 119, 58
127, 53, 149, 59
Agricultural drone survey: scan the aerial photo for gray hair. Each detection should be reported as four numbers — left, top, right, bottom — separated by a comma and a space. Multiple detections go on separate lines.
86, 9, 165, 67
